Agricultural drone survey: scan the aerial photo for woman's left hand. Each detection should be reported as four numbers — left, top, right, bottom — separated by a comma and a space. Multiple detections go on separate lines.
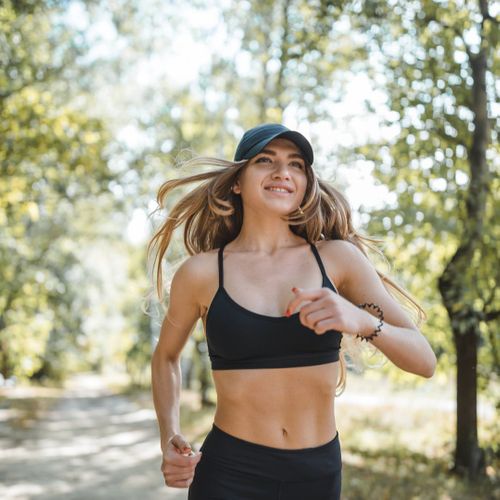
285, 286, 374, 336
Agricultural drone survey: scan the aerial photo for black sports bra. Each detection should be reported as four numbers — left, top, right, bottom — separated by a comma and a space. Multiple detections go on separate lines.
205, 242, 343, 370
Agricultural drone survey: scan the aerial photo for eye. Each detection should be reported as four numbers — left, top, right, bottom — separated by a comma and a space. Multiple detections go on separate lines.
255, 156, 304, 169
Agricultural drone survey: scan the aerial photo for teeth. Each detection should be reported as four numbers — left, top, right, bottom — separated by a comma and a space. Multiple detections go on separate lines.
267, 187, 289, 193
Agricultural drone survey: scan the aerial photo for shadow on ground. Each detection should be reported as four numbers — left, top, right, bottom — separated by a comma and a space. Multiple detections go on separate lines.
0, 374, 188, 500
0, 372, 497, 499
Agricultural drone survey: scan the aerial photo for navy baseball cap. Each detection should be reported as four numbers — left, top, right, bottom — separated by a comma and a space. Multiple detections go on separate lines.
234, 123, 314, 166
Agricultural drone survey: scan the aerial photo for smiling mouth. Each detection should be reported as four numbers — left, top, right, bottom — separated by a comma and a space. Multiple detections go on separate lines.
264, 187, 293, 194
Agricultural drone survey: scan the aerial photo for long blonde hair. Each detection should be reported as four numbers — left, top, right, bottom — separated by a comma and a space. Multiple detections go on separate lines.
147, 155, 427, 395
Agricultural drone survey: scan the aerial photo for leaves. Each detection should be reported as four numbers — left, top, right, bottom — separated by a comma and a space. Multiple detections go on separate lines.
0, 1, 115, 381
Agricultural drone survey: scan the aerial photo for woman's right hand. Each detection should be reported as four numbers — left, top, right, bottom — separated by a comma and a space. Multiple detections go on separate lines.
161, 433, 203, 488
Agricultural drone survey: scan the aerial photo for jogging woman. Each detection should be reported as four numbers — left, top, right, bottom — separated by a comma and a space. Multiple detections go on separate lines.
149, 123, 436, 499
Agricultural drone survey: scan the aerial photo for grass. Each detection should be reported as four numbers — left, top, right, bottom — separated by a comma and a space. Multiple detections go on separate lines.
2, 371, 497, 499
133, 372, 499, 500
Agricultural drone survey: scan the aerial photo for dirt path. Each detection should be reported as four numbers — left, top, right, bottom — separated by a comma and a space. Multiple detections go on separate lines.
0, 373, 187, 500
1, 372, 495, 499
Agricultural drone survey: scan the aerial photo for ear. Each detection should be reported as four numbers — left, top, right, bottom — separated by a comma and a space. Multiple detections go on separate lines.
232, 181, 241, 195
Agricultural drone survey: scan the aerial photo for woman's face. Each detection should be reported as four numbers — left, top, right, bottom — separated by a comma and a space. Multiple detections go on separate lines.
233, 137, 308, 216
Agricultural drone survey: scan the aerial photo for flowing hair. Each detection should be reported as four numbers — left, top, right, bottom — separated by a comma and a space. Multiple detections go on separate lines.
146, 153, 427, 396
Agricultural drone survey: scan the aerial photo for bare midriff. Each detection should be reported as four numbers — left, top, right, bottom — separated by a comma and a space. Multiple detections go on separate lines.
210, 361, 339, 449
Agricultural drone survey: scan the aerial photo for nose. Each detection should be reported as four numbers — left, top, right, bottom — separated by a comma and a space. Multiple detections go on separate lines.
271, 159, 291, 179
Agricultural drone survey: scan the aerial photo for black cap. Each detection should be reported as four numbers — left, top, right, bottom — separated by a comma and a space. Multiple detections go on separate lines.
234, 123, 314, 166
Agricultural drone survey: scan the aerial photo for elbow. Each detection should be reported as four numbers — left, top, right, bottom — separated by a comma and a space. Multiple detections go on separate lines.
151, 346, 161, 367
420, 355, 437, 379
151, 347, 180, 367
421, 367, 435, 379
415, 334, 437, 378
405, 348, 437, 379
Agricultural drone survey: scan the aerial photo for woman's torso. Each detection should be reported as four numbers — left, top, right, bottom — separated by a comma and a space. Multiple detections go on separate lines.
199, 239, 342, 449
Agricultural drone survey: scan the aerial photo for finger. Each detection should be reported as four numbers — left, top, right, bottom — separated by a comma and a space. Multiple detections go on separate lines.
165, 477, 194, 489
301, 307, 332, 333
164, 452, 202, 468
162, 458, 200, 488
163, 470, 195, 482
313, 317, 338, 335
296, 300, 327, 327
286, 287, 328, 316
297, 295, 331, 316
169, 435, 193, 454
161, 461, 197, 474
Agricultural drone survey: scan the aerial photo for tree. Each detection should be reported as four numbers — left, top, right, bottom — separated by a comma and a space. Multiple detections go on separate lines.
0, 0, 115, 381
349, 0, 498, 478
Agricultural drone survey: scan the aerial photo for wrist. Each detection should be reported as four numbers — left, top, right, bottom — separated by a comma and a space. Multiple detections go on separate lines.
161, 431, 179, 452
355, 302, 384, 342
358, 311, 379, 336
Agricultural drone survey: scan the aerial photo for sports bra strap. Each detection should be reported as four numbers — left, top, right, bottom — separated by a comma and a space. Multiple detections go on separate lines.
309, 243, 328, 282
218, 242, 328, 290
217, 244, 225, 288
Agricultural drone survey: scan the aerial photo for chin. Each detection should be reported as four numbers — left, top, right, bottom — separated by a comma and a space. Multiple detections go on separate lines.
267, 207, 296, 218
252, 197, 299, 215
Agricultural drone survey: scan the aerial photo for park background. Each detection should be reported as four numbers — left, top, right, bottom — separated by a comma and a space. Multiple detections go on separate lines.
0, 0, 498, 498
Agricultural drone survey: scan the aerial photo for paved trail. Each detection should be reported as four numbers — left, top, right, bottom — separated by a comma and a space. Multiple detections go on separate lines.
0, 374, 187, 500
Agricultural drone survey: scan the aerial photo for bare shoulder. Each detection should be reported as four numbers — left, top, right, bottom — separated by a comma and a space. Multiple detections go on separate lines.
177, 248, 218, 291
155, 248, 218, 362
317, 239, 356, 253
180, 249, 216, 272
178, 248, 219, 313
317, 238, 365, 262
315, 239, 365, 293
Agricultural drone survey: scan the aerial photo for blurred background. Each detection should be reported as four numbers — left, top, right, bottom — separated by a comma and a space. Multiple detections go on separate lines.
0, 0, 498, 498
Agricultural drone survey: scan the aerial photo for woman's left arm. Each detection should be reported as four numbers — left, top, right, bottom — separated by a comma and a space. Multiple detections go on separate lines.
287, 240, 437, 378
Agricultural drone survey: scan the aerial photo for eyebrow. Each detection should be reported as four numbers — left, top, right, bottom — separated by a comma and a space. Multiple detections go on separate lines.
258, 149, 305, 160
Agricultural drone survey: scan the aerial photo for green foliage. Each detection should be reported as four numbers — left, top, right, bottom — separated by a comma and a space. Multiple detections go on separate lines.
123, 246, 152, 387
2, 0, 497, 417
135, 0, 500, 391
348, 0, 499, 386
0, 0, 115, 381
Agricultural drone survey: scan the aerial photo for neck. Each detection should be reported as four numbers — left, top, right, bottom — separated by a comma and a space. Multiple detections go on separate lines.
228, 217, 307, 254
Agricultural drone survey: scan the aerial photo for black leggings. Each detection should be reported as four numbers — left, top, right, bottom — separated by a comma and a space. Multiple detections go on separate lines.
188, 423, 342, 500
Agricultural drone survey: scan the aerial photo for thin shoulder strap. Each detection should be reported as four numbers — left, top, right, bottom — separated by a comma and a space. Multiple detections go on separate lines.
309, 242, 339, 293
309, 243, 328, 280
217, 244, 225, 288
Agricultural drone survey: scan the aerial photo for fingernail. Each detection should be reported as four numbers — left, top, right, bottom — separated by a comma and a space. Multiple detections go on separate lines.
292, 287, 298, 292
285, 309, 290, 317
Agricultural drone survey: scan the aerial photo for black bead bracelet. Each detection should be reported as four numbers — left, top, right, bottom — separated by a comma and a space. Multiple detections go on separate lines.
356, 302, 384, 342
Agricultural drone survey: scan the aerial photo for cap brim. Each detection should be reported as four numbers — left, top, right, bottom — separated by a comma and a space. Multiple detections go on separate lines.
241, 130, 314, 166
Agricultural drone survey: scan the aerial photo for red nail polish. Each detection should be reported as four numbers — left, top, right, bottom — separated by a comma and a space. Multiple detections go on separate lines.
292, 287, 297, 292
285, 309, 290, 317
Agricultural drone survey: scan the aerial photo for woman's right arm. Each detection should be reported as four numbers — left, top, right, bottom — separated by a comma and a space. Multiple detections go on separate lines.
150, 255, 205, 487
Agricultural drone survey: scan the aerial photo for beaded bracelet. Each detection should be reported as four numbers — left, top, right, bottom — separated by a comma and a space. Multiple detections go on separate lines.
356, 302, 384, 342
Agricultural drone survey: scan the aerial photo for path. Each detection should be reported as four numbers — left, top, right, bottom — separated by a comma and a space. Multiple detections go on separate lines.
0, 371, 494, 500
0, 373, 187, 500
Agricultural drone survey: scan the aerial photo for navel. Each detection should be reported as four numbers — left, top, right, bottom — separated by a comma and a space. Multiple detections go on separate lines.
282, 427, 288, 437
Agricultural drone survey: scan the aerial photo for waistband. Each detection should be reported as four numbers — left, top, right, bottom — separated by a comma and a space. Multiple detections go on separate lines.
199, 423, 342, 482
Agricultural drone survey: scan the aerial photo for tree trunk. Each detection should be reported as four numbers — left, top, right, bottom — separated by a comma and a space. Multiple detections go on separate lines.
453, 326, 485, 477
438, 0, 491, 479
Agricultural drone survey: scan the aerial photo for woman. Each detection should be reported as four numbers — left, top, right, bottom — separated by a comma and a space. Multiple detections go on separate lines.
149, 123, 437, 499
